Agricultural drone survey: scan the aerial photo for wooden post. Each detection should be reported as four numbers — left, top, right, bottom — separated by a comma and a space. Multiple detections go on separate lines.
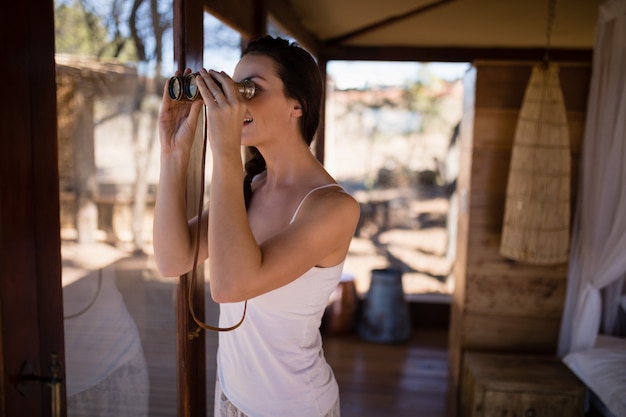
173, 0, 206, 415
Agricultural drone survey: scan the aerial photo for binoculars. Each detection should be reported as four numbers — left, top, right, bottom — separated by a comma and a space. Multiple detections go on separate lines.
168, 73, 257, 101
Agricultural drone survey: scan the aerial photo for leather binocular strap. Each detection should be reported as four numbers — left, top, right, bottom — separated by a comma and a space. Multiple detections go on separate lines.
188, 105, 247, 332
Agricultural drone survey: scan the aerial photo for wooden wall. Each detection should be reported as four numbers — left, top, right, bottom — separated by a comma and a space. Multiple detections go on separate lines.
448, 60, 591, 415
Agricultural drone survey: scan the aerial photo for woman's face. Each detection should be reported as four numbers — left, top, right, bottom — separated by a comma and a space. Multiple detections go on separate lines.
233, 53, 300, 148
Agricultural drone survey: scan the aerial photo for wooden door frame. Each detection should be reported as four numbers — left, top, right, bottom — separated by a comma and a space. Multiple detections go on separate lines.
0, 0, 66, 415
173, 0, 207, 415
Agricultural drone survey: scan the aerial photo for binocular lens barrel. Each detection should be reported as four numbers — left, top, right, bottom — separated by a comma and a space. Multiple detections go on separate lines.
168, 73, 256, 101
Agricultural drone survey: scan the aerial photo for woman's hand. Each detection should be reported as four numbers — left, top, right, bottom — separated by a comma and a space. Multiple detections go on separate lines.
193, 69, 247, 157
154, 69, 210, 277
158, 68, 204, 156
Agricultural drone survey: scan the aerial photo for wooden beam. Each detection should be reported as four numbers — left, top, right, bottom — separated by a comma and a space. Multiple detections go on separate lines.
174, 0, 204, 70
266, 0, 322, 55
203, 0, 322, 58
251, 0, 267, 38
320, 46, 593, 64
204, 0, 260, 39
173, 0, 206, 416
325, 0, 456, 46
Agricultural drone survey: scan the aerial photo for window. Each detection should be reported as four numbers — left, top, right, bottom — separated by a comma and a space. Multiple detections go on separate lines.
326, 60, 468, 302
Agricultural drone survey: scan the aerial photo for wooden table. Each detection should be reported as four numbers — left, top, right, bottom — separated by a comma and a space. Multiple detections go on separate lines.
461, 352, 586, 417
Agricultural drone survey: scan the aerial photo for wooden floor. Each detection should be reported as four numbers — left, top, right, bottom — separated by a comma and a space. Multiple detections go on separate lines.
324, 330, 449, 417
64, 249, 450, 417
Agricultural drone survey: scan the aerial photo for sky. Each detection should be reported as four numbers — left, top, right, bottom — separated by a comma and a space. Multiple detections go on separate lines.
327, 60, 470, 90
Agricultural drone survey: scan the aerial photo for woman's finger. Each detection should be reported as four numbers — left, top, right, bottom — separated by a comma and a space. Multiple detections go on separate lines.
210, 70, 238, 101
194, 69, 222, 106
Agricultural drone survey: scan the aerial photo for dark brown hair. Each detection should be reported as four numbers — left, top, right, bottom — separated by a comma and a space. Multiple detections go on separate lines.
241, 36, 323, 206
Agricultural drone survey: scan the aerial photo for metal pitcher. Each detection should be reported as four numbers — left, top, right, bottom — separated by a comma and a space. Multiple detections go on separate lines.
357, 268, 411, 343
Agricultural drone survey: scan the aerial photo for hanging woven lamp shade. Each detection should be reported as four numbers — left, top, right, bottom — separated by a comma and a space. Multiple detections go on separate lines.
500, 63, 571, 264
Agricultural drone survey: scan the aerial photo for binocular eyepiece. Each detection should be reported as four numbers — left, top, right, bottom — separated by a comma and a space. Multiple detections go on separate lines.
168, 73, 256, 101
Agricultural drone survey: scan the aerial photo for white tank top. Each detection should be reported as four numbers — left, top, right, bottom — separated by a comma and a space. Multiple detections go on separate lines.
217, 184, 345, 417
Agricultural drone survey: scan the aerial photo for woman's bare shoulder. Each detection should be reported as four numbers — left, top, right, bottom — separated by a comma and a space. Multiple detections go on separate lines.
309, 184, 360, 219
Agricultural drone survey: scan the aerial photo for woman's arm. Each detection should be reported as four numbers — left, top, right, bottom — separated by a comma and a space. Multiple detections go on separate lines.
210, 184, 360, 303
153, 70, 208, 277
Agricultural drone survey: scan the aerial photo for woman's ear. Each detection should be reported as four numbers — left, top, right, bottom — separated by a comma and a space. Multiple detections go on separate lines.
291, 101, 303, 118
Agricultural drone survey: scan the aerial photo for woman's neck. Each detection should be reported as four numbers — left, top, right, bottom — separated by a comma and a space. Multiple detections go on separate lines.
258, 142, 327, 190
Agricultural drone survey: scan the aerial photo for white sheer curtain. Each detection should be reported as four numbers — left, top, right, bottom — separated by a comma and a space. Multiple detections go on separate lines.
558, 0, 626, 356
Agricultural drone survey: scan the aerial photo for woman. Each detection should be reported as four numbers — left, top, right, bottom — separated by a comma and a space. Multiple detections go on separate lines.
153, 36, 360, 417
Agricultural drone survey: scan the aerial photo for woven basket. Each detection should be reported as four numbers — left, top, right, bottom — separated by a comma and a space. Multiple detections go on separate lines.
499, 63, 571, 264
